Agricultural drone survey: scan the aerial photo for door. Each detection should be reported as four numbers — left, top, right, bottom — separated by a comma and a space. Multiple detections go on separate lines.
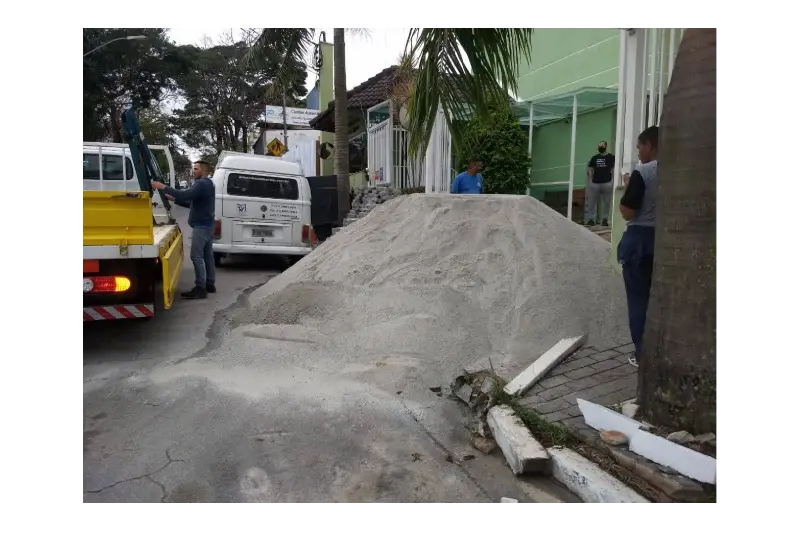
160, 229, 183, 310
222, 172, 304, 246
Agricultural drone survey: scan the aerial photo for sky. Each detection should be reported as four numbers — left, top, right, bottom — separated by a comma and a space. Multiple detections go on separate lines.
168, 28, 411, 94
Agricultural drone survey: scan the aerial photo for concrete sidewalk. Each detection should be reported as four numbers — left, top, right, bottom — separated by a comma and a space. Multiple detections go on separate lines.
517, 341, 638, 433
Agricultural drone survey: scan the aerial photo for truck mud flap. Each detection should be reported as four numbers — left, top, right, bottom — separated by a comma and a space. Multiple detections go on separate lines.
161, 229, 183, 310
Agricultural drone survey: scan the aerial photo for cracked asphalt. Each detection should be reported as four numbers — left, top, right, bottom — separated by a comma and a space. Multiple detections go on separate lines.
83, 208, 577, 503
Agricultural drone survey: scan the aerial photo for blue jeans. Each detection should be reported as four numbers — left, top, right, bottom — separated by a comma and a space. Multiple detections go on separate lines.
190, 225, 215, 289
617, 225, 655, 362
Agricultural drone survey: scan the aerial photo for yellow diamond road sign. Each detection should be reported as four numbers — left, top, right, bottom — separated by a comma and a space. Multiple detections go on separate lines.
266, 138, 287, 157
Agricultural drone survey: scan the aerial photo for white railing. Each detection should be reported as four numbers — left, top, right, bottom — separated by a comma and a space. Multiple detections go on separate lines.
366, 107, 453, 192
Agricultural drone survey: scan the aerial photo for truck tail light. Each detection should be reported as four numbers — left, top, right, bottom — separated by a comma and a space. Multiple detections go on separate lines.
84, 276, 132, 293
214, 219, 221, 239
302, 224, 317, 244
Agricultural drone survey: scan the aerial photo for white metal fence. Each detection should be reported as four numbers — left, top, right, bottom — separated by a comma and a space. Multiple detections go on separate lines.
366, 104, 453, 192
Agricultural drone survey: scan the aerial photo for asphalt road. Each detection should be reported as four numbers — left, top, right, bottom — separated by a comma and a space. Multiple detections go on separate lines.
83, 207, 577, 503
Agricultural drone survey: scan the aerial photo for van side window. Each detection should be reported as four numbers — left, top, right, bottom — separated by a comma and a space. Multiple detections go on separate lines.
83, 154, 135, 181
227, 173, 299, 200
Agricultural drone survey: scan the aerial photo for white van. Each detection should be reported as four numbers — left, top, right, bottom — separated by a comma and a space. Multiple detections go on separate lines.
211, 152, 315, 266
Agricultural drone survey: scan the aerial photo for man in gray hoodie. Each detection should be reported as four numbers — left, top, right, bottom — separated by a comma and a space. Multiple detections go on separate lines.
152, 160, 216, 299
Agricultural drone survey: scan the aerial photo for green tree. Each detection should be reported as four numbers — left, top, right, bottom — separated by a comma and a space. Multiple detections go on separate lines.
637, 29, 716, 434
82, 28, 187, 142
172, 36, 306, 156
456, 104, 531, 194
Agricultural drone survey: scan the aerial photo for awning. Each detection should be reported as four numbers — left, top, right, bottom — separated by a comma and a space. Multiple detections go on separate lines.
511, 86, 619, 126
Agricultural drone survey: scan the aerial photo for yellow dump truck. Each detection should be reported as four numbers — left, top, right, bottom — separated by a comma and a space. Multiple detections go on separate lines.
82, 134, 184, 321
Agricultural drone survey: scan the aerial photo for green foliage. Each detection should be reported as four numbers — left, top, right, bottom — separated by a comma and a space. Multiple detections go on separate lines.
171, 38, 307, 156
83, 28, 188, 142
402, 29, 533, 154
456, 104, 531, 195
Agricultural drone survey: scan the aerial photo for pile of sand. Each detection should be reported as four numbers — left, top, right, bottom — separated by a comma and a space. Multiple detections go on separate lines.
237, 194, 629, 378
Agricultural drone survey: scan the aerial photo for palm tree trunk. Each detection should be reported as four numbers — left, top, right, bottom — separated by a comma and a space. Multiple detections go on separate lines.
333, 28, 349, 190
637, 29, 716, 434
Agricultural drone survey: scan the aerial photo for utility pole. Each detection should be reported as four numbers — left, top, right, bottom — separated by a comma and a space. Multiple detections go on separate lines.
282, 86, 289, 149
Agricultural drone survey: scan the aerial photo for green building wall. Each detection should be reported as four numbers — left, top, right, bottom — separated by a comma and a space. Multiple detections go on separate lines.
528, 107, 617, 201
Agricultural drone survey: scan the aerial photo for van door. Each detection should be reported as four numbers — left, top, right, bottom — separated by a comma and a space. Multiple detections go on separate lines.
222, 172, 303, 246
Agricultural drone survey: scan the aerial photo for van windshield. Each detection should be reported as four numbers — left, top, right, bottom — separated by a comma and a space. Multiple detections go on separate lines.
227, 173, 299, 200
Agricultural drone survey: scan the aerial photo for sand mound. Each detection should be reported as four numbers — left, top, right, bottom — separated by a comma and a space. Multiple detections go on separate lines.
237, 194, 628, 377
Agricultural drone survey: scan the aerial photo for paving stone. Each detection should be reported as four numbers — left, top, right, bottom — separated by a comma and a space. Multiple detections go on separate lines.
536, 374, 572, 390
584, 340, 619, 352
529, 397, 572, 414
593, 388, 638, 408
535, 383, 574, 402
543, 405, 581, 423
563, 366, 597, 380
562, 416, 590, 431
590, 359, 624, 372
589, 349, 622, 362
562, 374, 604, 392
563, 377, 635, 405
615, 343, 636, 354
547, 357, 597, 377
563, 348, 597, 364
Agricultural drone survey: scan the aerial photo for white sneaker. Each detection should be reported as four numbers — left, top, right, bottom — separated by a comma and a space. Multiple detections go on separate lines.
628, 355, 639, 368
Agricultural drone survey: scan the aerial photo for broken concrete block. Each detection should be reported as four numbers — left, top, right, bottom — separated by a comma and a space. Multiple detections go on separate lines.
500, 497, 518, 503
487, 405, 549, 474
547, 446, 649, 503
666, 430, 696, 445
600, 430, 629, 446
504, 334, 587, 396
695, 433, 716, 447
602, 445, 705, 502
455, 384, 473, 404
629, 429, 716, 485
577, 398, 642, 441
471, 436, 498, 455
621, 400, 639, 418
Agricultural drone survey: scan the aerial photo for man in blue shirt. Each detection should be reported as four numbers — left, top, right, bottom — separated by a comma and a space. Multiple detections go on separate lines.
152, 160, 216, 300
451, 158, 484, 194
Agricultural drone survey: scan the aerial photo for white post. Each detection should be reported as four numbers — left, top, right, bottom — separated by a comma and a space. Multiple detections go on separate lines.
623, 29, 646, 177
613, 29, 627, 189
657, 28, 666, 124
526, 102, 534, 195
386, 112, 393, 186
638, 29, 649, 133
567, 94, 578, 221
668, 28, 677, 85
647, 28, 657, 127
424, 118, 435, 193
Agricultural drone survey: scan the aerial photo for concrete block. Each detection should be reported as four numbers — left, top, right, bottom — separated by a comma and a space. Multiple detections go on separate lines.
629, 429, 716, 485
577, 398, 642, 441
504, 334, 587, 397
547, 446, 649, 503
487, 405, 549, 475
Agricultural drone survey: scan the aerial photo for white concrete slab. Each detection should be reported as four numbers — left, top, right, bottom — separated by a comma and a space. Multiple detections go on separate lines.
547, 446, 649, 503
504, 334, 587, 396
629, 429, 716, 485
487, 406, 550, 475
577, 398, 643, 441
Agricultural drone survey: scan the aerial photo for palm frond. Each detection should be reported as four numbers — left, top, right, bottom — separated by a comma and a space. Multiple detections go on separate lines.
243, 28, 315, 90
403, 29, 533, 154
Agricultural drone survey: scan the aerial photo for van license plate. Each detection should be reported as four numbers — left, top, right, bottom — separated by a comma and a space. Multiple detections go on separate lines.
252, 228, 274, 238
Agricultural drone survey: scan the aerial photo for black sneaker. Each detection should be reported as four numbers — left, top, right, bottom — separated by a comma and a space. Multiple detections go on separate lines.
584, 220, 595, 226
602, 218, 609, 226
206, 284, 217, 294
181, 286, 207, 299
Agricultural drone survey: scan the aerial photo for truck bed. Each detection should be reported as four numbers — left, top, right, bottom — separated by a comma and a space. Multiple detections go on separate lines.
83, 224, 179, 260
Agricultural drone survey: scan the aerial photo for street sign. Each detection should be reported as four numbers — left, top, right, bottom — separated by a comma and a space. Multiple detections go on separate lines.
266, 138, 288, 157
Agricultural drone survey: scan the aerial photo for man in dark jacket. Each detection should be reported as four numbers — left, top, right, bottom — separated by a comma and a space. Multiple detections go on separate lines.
152, 160, 216, 299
